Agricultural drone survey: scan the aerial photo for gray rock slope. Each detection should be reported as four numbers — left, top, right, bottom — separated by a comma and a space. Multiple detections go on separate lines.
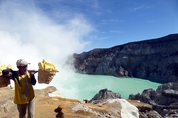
72, 34, 178, 83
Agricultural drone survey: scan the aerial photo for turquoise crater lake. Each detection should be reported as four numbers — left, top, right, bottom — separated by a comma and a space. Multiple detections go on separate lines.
49, 73, 162, 101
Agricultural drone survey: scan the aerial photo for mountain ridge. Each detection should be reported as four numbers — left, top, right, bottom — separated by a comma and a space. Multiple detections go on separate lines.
72, 33, 178, 83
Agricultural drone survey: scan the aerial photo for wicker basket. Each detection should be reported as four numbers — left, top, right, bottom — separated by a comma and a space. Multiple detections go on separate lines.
38, 69, 56, 84
0, 76, 10, 88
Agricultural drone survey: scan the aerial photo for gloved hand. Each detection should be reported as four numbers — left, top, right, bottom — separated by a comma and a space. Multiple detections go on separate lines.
2, 69, 12, 78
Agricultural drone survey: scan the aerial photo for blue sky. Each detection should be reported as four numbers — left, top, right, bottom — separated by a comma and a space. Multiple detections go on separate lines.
34, 0, 178, 51
0, 0, 177, 68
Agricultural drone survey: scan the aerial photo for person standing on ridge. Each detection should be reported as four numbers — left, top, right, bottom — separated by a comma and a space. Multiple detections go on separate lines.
2, 59, 37, 118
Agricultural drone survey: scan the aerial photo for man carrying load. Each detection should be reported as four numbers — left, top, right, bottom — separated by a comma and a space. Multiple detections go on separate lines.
2, 59, 37, 118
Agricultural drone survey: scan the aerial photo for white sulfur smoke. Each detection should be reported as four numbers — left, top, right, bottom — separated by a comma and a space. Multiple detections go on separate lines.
0, 1, 93, 96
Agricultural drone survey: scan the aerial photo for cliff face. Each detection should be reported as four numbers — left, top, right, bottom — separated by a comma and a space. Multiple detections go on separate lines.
73, 34, 178, 83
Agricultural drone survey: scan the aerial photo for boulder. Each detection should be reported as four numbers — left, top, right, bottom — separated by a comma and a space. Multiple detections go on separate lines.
89, 88, 162, 118
129, 81, 178, 117
89, 88, 122, 103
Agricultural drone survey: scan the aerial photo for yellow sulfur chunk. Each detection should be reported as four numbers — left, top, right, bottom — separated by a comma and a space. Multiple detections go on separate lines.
7, 65, 12, 69
38, 59, 59, 72
38, 62, 45, 71
0, 64, 13, 75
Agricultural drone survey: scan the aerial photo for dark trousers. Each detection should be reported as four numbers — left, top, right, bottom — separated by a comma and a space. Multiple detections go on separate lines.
17, 99, 35, 118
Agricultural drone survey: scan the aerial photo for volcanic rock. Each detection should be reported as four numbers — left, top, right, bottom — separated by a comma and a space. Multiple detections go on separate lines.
72, 34, 178, 83
129, 81, 178, 117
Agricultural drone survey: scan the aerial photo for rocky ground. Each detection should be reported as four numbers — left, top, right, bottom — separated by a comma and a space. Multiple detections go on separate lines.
0, 86, 160, 118
2, 81, 178, 118
129, 81, 178, 118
